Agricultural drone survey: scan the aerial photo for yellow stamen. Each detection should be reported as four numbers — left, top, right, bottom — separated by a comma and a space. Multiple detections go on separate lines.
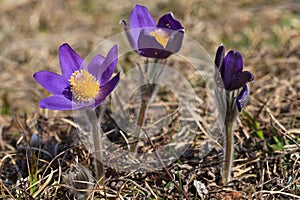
149, 29, 170, 48
69, 69, 100, 102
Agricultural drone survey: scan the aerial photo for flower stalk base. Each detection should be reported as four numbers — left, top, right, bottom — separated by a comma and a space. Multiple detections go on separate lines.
222, 119, 234, 185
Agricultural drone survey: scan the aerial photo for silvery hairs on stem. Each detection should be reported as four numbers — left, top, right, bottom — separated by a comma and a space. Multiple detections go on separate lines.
214, 44, 254, 185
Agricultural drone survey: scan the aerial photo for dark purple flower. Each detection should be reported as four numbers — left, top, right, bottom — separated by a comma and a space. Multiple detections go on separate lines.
33, 43, 120, 110
121, 4, 184, 59
214, 45, 254, 111
215, 45, 254, 91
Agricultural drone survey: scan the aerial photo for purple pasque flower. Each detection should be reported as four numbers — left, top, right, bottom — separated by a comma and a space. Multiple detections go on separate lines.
121, 4, 184, 59
215, 45, 254, 91
214, 45, 254, 112
33, 43, 120, 110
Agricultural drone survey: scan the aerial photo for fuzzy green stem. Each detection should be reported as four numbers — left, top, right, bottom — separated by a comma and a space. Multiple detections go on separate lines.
91, 119, 104, 184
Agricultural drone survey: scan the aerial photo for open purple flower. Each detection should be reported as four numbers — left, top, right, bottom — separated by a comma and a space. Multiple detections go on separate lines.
214, 45, 254, 111
121, 4, 184, 59
33, 43, 120, 110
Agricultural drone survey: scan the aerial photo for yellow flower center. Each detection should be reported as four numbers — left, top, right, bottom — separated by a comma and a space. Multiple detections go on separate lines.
149, 29, 170, 48
69, 69, 100, 102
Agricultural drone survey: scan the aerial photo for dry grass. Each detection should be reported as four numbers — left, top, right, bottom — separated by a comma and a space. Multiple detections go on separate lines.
0, 0, 300, 199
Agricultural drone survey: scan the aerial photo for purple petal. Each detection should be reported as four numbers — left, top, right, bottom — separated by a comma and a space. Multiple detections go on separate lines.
221, 50, 243, 90
157, 13, 184, 30
130, 5, 156, 29
214, 45, 226, 88
59, 43, 86, 81
215, 45, 225, 70
165, 30, 184, 55
236, 85, 249, 112
39, 95, 83, 110
121, 20, 138, 50
87, 54, 105, 80
99, 45, 118, 85
129, 5, 156, 50
94, 72, 120, 107
230, 71, 254, 90
33, 70, 68, 95
137, 29, 166, 58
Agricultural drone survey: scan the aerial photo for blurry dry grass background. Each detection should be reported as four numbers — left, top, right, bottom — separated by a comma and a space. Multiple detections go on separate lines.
0, 0, 300, 199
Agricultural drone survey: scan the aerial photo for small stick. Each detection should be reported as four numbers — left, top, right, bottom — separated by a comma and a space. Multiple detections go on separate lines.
143, 129, 191, 200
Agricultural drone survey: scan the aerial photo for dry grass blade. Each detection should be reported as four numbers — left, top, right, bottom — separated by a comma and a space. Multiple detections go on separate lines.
267, 108, 300, 149
253, 190, 300, 199
31, 169, 55, 198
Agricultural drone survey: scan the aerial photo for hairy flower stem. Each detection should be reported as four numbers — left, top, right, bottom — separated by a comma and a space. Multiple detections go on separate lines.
222, 91, 237, 185
88, 106, 107, 195
130, 84, 155, 154
223, 118, 234, 185
74, 108, 106, 190
149, 58, 159, 81
143, 129, 191, 200
90, 114, 108, 199
91, 120, 104, 183
130, 59, 159, 155
129, 98, 147, 154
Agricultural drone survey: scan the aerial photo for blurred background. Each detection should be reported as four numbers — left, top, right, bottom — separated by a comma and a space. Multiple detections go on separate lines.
0, 0, 299, 114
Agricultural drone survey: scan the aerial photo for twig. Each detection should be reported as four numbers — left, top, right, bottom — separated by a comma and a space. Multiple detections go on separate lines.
143, 129, 191, 200
253, 190, 300, 199
0, 179, 15, 199
267, 108, 300, 149
118, 177, 151, 197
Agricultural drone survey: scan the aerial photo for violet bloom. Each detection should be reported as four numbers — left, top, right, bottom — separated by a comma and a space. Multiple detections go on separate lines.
33, 43, 120, 110
121, 4, 184, 59
214, 45, 254, 185
214, 45, 254, 112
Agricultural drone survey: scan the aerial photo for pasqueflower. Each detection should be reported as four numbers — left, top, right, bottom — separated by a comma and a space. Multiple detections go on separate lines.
121, 4, 184, 59
214, 45, 254, 111
33, 43, 120, 110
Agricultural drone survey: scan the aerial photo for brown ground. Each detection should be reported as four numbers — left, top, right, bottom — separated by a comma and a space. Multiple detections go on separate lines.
0, 0, 300, 199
